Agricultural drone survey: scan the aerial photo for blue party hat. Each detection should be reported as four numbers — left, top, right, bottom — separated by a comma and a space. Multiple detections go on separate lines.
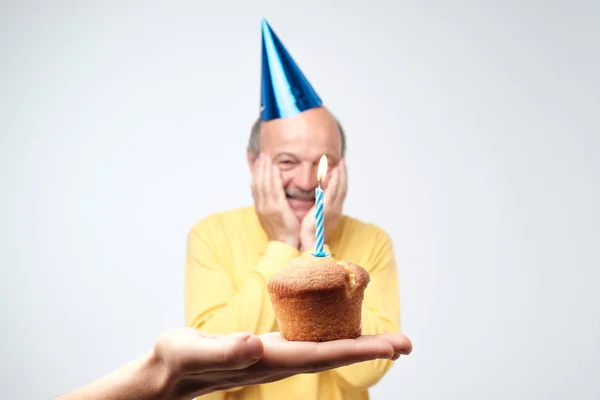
260, 18, 322, 121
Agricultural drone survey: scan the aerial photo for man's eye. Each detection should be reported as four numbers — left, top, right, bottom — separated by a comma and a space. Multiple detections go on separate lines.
277, 160, 296, 170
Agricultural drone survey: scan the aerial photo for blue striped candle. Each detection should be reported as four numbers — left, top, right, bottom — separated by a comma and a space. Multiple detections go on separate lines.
315, 183, 325, 253
312, 156, 329, 257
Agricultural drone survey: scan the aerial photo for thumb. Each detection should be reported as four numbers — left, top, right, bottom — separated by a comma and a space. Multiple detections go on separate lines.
181, 333, 264, 373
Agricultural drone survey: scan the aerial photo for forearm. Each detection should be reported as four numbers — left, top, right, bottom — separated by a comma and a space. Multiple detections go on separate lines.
55, 350, 168, 400
331, 308, 399, 390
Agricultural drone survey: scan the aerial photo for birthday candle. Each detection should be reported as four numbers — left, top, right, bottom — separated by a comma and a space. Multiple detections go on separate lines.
315, 184, 325, 254
314, 155, 328, 256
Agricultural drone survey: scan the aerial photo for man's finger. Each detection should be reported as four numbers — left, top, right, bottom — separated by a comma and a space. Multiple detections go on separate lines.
337, 158, 348, 204
324, 166, 340, 207
263, 155, 273, 206
254, 154, 266, 209
329, 159, 347, 210
250, 155, 259, 199
272, 164, 286, 204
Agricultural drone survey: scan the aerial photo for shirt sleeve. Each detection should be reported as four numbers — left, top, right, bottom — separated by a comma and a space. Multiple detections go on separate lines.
184, 219, 300, 336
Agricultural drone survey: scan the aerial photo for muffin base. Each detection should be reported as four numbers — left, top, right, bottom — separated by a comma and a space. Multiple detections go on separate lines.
270, 286, 365, 342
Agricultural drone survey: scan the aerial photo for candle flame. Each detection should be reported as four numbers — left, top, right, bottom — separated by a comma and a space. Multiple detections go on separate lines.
317, 155, 328, 183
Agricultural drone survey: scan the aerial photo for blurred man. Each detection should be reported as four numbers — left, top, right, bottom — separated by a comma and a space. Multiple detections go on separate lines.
184, 19, 402, 400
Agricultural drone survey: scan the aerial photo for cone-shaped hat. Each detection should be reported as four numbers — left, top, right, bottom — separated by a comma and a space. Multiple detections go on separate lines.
260, 18, 322, 121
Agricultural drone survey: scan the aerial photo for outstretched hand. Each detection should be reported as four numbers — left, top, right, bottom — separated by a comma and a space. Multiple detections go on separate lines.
156, 328, 411, 399
55, 328, 411, 400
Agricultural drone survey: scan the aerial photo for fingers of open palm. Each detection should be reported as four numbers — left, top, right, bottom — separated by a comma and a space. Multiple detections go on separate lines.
376, 332, 413, 355
194, 334, 411, 390
255, 334, 396, 373
163, 332, 263, 375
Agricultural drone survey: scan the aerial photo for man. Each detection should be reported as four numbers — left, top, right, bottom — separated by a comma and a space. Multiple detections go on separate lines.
184, 19, 402, 400
55, 328, 412, 400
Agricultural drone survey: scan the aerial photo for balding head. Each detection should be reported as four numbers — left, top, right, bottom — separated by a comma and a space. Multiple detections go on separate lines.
247, 108, 346, 159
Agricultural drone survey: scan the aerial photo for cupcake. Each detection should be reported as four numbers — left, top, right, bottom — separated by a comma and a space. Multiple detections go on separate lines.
267, 255, 370, 342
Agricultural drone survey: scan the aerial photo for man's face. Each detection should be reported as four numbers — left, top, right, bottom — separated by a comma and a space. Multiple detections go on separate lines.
251, 107, 343, 221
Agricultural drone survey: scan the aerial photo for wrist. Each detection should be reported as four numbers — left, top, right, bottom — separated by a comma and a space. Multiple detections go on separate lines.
136, 349, 172, 400
300, 236, 316, 253
54, 349, 171, 400
274, 235, 299, 250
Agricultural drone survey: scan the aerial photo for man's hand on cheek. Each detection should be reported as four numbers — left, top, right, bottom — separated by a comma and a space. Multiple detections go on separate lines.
324, 158, 347, 229
252, 153, 300, 249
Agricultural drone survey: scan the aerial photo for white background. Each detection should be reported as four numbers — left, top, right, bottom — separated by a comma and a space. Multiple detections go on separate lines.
1, 1, 599, 399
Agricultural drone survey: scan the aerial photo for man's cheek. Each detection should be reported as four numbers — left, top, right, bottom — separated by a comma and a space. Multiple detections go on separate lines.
280, 171, 295, 187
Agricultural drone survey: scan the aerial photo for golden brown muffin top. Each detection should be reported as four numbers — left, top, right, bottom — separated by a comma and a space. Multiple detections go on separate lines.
268, 255, 370, 297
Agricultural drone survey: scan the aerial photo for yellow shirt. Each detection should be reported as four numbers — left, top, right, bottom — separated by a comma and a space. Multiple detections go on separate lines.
184, 206, 401, 400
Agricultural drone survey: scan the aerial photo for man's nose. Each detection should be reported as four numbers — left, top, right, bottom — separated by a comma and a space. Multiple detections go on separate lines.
294, 164, 317, 191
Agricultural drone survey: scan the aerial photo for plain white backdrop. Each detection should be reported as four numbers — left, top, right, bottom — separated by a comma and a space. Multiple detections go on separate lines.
1, 1, 599, 399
